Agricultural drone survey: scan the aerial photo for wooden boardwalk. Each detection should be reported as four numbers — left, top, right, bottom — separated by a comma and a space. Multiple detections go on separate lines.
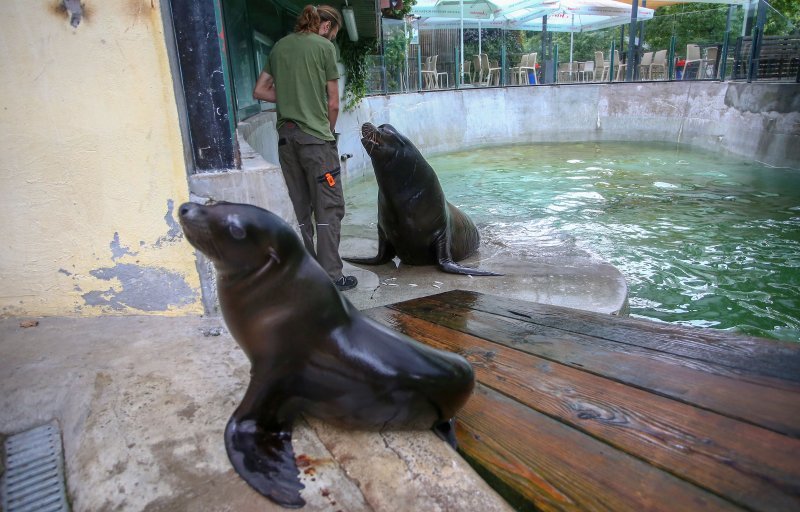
363, 290, 800, 512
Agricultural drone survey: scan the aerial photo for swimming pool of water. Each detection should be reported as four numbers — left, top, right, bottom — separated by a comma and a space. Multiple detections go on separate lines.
345, 141, 800, 342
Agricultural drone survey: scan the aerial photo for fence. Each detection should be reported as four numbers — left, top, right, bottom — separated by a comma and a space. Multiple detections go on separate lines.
365, 1, 799, 95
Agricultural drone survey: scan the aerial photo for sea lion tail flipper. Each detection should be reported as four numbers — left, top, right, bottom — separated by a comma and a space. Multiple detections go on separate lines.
435, 234, 502, 276
343, 228, 396, 266
439, 259, 503, 276
224, 417, 305, 508
433, 418, 458, 449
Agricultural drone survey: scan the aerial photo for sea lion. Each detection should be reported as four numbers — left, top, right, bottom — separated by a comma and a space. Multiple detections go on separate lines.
178, 201, 474, 509
345, 122, 500, 276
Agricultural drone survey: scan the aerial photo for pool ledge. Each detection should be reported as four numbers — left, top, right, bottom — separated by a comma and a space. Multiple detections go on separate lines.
339, 236, 630, 316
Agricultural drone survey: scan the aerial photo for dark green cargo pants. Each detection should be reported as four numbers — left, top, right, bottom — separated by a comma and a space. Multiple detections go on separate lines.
277, 122, 344, 281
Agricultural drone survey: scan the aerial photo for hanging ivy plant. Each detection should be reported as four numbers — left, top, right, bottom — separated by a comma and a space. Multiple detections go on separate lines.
339, 36, 378, 112
381, 0, 417, 20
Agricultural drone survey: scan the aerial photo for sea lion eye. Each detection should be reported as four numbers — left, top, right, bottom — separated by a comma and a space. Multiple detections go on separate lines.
228, 215, 247, 240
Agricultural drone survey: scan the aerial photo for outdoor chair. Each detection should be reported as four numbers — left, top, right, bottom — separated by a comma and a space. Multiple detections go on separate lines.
510, 53, 528, 84
461, 60, 473, 85
594, 51, 605, 82
480, 53, 500, 86
421, 55, 448, 89
521, 52, 537, 84
472, 55, 484, 85
682, 44, 702, 79
702, 46, 718, 79
558, 62, 576, 83
616, 57, 627, 81
422, 56, 435, 89
580, 60, 595, 81
649, 49, 667, 80
509, 53, 523, 84
435, 55, 449, 88
638, 51, 653, 79
602, 50, 620, 81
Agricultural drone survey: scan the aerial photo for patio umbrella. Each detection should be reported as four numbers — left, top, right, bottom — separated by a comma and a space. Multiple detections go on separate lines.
509, 0, 655, 32
416, 0, 650, 31
412, 0, 503, 20
614, 0, 748, 7
413, 0, 558, 81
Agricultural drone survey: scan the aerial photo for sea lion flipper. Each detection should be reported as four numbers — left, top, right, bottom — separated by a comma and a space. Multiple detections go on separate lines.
435, 235, 503, 276
224, 417, 305, 508
433, 418, 459, 449
344, 227, 396, 265
439, 259, 503, 276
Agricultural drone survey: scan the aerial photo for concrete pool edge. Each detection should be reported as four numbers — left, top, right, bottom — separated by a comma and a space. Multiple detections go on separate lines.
330, 81, 800, 179
213, 82, 798, 316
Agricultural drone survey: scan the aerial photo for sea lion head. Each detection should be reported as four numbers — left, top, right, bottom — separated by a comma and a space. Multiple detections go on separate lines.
360, 122, 415, 164
178, 201, 296, 275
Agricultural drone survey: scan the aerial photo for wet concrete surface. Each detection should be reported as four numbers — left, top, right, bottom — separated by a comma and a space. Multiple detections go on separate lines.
0, 234, 627, 511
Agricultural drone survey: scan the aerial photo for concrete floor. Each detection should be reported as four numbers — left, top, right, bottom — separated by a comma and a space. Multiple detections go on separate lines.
0, 236, 627, 511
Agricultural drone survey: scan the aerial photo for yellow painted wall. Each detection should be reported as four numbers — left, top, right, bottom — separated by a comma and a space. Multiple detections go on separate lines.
0, 1, 203, 317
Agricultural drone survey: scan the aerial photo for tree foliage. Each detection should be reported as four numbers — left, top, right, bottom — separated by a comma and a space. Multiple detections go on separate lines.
642, 1, 797, 60
338, 36, 378, 111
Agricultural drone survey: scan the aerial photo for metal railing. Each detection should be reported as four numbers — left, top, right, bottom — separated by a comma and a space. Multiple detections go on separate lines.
365, 1, 798, 95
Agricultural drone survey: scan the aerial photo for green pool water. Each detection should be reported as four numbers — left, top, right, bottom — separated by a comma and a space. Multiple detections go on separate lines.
345, 141, 800, 342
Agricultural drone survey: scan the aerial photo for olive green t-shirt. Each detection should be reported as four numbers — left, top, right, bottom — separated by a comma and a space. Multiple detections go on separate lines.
265, 32, 339, 141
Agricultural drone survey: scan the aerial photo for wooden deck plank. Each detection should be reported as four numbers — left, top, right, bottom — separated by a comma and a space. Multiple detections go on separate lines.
383, 297, 800, 437
456, 385, 744, 512
365, 307, 800, 512
422, 289, 800, 383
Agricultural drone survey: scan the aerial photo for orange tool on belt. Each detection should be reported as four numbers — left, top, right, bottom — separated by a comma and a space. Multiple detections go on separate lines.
316, 167, 341, 188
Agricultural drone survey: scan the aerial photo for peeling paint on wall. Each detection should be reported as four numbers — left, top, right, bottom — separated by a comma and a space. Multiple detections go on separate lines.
52, 0, 89, 28
78, 205, 198, 313
63, 0, 83, 27
110, 233, 137, 261
82, 263, 196, 312
154, 199, 183, 248
1, 1, 203, 318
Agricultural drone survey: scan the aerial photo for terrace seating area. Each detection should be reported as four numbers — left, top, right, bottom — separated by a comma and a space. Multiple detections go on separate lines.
414, 40, 762, 90
406, 32, 799, 91
371, 0, 798, 96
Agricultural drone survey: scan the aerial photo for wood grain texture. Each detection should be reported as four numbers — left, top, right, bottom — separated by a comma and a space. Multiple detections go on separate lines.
456, 385, 744, 512
382, 297, 800, 437
424, 289, 800, 382
364, 307, 800, 512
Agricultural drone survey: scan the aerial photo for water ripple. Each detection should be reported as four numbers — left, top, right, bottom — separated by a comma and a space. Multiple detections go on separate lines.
345, 141, 800, 342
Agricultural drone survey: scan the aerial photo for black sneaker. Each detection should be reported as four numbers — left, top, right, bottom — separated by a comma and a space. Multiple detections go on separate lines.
334, 275, 358, 291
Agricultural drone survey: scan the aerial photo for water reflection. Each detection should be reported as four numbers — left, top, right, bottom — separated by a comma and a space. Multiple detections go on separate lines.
345, 141, 800, 342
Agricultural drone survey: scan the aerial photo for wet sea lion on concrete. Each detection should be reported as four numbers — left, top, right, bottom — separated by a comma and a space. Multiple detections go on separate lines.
345, 122, 501, 276
178, 201, 474, 509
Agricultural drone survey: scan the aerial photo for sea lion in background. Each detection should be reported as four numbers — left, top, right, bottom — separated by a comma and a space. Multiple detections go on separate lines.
345, 122, 501, 276
178, 201, 474, 509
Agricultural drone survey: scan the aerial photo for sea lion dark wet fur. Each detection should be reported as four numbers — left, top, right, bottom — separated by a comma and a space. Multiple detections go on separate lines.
345, 122, 501, 276
178, 201, 474, 509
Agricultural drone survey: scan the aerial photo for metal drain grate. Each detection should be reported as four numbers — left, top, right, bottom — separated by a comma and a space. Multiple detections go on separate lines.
1, 421, 70, 512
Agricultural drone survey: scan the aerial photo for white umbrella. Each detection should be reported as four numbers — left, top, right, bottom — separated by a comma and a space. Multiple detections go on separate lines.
508, 0, 655, 32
